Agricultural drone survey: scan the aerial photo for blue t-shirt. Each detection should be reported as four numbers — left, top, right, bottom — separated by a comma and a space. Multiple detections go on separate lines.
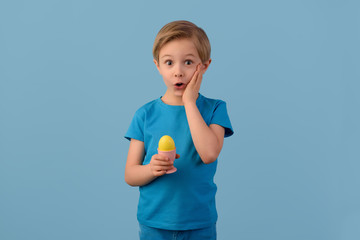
125, 93, 233, 230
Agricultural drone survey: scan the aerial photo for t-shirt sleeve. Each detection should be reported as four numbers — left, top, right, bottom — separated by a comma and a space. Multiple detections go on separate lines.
210, 101, 234, 138
124, 108, 145, 142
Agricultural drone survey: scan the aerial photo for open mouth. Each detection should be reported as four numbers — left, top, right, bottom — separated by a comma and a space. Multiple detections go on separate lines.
174, 83, 186, 89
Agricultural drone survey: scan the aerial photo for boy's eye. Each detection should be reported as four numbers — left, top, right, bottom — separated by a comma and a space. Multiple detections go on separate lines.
165, 60, 173, 65
185, 60, 193, 65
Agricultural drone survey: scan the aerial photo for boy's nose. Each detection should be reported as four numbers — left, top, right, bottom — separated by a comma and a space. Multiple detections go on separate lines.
174, 72, 183, 77
174, 64, 184, 77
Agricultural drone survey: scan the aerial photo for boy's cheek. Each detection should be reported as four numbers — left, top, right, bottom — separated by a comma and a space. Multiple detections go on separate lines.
190, 68, 197, 75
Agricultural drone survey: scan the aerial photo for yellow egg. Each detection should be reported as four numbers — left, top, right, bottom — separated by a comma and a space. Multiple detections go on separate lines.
158, 135, 175, 151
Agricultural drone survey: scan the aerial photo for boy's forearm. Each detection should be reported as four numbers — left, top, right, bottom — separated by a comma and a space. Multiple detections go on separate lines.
184, 102, 221, 164
125, 164, 157, 187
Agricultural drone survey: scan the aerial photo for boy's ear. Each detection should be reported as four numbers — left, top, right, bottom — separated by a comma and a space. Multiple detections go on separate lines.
154, 59, 160, 71
202, 58, 212, 73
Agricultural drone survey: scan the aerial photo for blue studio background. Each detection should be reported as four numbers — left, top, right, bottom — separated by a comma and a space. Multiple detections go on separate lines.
1, 0, 359, 239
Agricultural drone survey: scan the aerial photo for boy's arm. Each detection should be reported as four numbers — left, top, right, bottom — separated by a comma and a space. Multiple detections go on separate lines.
184, 103, 225, 164
125, 139, 156, 186
125, 139, 177, 186
183, 64, 225, 164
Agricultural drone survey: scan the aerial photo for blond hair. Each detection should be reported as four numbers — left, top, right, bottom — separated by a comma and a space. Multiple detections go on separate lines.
153, 20, 211, 63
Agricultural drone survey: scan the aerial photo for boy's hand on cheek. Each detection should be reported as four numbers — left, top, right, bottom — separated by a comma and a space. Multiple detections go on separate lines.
182, 64, 204, 105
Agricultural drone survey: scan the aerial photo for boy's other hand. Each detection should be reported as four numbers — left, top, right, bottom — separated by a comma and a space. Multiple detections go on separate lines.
149, 154, 180, 177
182, 64, 204, 105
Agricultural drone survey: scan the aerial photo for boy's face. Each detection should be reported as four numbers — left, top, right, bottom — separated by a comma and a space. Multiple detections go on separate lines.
154, 38, 210, 98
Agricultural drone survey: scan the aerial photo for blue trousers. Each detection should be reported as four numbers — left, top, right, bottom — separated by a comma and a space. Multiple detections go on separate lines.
139, 223, 216, 240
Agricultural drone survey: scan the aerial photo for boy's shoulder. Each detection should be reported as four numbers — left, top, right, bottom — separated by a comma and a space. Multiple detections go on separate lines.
140, 98, 159, 109
200, 94, 225, 102
133, 98, 161, 115
198, 94, 227, 107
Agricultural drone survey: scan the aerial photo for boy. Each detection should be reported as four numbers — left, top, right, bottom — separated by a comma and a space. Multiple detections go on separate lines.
125, 20, 233, 240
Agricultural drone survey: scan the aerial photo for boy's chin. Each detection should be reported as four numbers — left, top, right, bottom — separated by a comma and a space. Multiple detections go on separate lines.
173, 91, 184, 97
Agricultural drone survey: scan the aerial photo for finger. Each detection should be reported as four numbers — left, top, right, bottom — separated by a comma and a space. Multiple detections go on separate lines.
198, 63, 204, 73
154, 165, 173, 172
156, 166, 174, 174
194, 64, 203, 83
188, 70, 199, 87
153, 154, 170, 161
195, 63, 201, 76
200, 63, 206, 73
196, 68, 203, 86
154, 160, 173, 166
192, 64, 203, 89
152, 156, 172, 164
153, 170, 167, 177
189, 64, 201, 82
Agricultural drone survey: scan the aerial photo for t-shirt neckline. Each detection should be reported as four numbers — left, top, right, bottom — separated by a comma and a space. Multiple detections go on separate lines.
157, 93, 204, 109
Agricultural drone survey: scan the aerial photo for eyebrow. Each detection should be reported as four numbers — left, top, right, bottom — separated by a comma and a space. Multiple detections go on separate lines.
161, 55, 172, 59
160, 54, 196, 59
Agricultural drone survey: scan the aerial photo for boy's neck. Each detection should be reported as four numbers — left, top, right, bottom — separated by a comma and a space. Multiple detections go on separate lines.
161, 92, 184, 106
